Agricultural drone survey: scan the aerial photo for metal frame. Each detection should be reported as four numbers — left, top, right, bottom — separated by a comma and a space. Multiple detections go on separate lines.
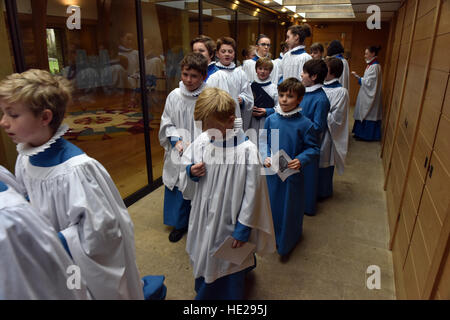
4, 0, 26, 72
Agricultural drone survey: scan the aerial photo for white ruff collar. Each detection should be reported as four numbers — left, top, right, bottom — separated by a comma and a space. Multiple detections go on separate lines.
17, 124, 69, 156
275, 105, 301, 117
216, 61, 236, 70
324, 79, 340, 85
254, 77, 271, 84
305, 84, 323, 92
179, 81, 207, 97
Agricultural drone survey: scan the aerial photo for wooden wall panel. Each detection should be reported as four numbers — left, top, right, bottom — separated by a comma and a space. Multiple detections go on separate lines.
383, 0, 450, 300
403, 247, 421, 299
420, 71, 449, 146
436, 0, 450, 35
410, 217, 432, 294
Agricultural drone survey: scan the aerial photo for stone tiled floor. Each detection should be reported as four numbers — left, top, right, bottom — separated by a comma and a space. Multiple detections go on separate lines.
128, 132, 396, 300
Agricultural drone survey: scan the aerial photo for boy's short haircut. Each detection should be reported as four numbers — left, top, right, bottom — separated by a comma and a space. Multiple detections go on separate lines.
255, 57, 274, 72
310, 42, 324, 53
194, 87, 235, 123
180, 52, 208, 77
326, 40, 344, 57
277, 78, 305, 98
216, 37, 237, 53
0, 69, 72, 133
325, 57, 344, 79
190, 35, 216, 59
303, 59, 328, 84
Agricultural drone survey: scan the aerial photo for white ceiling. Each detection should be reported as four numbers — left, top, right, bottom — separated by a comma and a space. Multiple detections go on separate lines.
251, 0, 403, 22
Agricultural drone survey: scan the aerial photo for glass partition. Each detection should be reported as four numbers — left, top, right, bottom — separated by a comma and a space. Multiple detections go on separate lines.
3, 0, 280, 202
13, 0, 148, 198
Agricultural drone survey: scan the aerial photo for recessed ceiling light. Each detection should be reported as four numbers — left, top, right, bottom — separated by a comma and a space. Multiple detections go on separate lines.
263, 0, 270, 3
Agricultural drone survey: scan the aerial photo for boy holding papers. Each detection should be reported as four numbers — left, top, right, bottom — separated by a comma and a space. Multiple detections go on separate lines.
261, 78, 319, 261
180, 87, 275, 300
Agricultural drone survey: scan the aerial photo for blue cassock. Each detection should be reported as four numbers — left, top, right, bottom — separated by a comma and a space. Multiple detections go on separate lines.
300, 87, 331, 215
262, 112, 319, 256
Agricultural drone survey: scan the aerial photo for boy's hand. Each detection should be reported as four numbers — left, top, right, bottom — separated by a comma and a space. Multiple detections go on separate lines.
264, 157, 272, 168
232, 238, 246, 248
175, 140, 184, 155
191, 162, 206, 177
252, 107, 267, 117
288, 159, 301, 170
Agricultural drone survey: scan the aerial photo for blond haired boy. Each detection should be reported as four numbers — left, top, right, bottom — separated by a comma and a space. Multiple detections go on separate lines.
0, 69, 165, 300
179, 87, 275, 300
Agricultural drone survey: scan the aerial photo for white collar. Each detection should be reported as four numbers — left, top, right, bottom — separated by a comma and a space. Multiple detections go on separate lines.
179, 81, 207, 97
289, 45, 305, 53
17, 124, 69, 157
324, 79, 339, 85
305, 84, 323, 92
254, 77, 271, 84
275, 105, 301, 117
216, 61, 236, 70
208, 61, 216, 66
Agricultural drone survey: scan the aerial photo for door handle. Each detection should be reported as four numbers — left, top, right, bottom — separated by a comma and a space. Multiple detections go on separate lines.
424, 156, 428, 168
429, 165, 434, 178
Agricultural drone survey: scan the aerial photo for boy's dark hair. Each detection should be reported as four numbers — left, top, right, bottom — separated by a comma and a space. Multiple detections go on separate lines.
303, 59, 328, 84
255, 57, 274, 72
216, 36, 237, 53
367, 45, 382, 56
310, 42, 324, 53
287, 24, 312, 44
326, 40, 344, 57
190, 35, 216, 59
180, 52, 208, 76
278, 77, 305, 98
325, 57, 343, 78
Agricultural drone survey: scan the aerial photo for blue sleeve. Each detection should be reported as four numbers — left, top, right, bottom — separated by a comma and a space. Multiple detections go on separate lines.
278, 76, 284, 85
265, 107, 275, 117
58, 232, 73, 259
296, 124, 320, 168
312, 99, 330, 135
169, 136, 182, 148
232, 221, 252, 242
259, 118, 271, 159
240, 97, 245, 108
358, 77, 362, 86
186, 164, 200, 182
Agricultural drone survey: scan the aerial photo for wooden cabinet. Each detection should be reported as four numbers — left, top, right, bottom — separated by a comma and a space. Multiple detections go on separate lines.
381, 0, 450, 299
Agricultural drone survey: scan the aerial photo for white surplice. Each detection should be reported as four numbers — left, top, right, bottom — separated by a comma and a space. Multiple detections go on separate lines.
14, 125, 144, 300
0, 181, 90, 300
279, 45, 312, 81
321, 79, 350, 174
179, 131, 276, 284
354, 58, 383, 122
159, 81, 206, 190
206, 62, 254, 131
